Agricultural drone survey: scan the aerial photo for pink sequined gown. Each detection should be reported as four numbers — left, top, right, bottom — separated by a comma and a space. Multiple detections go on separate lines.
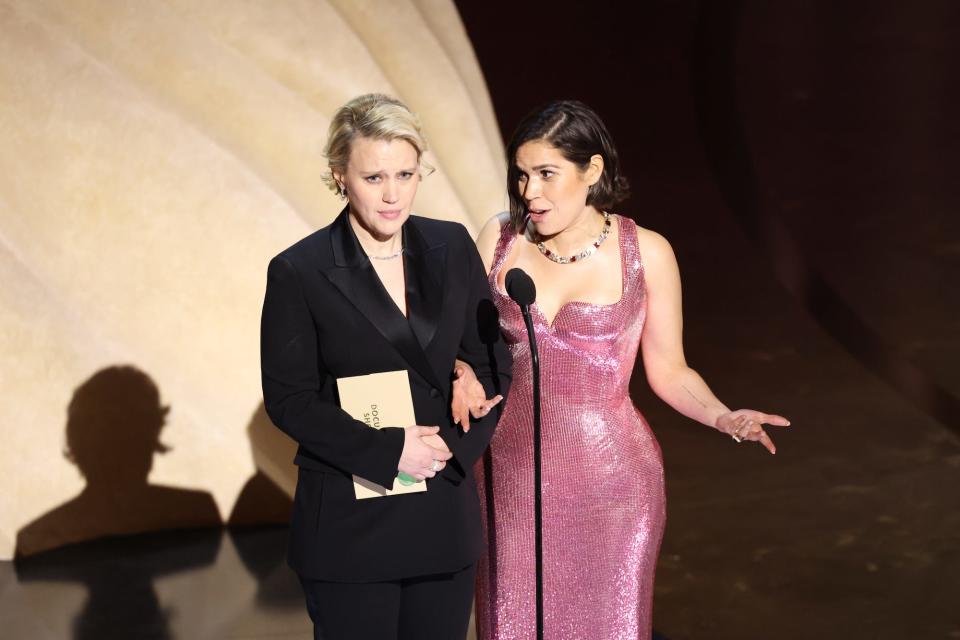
475, 215, 666, 639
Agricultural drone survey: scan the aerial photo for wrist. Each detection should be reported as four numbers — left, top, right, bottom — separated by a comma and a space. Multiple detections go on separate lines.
710, 408, 731, 431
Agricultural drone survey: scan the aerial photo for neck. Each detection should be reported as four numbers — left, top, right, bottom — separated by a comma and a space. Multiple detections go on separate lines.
349, 210, 403, 258
537, 206, 604, 255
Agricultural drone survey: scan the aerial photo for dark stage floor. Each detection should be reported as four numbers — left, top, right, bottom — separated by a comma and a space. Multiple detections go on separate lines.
3, 527, 311, 640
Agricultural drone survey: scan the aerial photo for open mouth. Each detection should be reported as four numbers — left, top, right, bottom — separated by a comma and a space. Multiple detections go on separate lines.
528, 207, 550, 221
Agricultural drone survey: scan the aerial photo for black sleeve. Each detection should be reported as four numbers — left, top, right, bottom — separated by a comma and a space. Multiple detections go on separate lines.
259, 254, 404, 488
438, 226, 513, 471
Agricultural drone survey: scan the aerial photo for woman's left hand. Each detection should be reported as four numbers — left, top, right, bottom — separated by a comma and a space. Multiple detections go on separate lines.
451, 360, 503, 432
716, 409, 790, 455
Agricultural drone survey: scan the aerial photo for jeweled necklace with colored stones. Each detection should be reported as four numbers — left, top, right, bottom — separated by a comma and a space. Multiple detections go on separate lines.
536, 211, 612, 264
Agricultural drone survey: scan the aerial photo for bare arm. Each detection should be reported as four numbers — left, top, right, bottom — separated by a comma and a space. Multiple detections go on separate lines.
639, 230, 727, 424
438, 223, 512, 471
449, 213, 511, 428
475, 211, 511, 274
638, 229, 789, 453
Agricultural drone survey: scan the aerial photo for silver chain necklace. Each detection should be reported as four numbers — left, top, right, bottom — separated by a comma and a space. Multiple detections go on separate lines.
367, 247, 404, 260
536, 212, 612, 264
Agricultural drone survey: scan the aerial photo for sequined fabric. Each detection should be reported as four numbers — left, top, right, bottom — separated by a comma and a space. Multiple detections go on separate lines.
475, 215, 666, 639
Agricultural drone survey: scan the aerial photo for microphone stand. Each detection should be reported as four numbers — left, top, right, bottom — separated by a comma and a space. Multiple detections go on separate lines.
518, 302, 543, 640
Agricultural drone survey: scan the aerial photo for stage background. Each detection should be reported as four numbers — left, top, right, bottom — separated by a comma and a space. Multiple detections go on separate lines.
3, 1, 959, 637
454, 1, 960, 637
0, 0, 505, 560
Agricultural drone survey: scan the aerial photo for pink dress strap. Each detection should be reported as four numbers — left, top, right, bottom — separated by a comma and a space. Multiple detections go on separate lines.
615, 214, 646, 306
488, 216, 519, 289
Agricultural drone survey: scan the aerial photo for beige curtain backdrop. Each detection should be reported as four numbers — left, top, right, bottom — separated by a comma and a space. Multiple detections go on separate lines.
0, 0, 505, 560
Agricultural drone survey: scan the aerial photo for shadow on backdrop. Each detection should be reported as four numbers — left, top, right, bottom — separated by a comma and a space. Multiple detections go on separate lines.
14, 365, 222, 638
16, 365, 221, 557
228, 402, 300, 610
229, 402, 294, 528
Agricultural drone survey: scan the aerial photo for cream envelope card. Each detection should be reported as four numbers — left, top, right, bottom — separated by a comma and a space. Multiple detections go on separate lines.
337, 370, 426, 499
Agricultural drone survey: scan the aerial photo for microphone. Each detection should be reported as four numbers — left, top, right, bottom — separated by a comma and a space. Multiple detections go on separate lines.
506, 268, 536, 309
504, 267, 544, 640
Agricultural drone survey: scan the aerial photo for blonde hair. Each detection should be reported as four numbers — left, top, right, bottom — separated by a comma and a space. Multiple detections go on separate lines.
322, 93, 432, 195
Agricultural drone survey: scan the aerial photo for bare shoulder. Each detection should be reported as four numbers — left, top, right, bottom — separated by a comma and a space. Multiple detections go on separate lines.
475, 212, 512, 273
637, 226, 680, 294
633, 224, 675, 264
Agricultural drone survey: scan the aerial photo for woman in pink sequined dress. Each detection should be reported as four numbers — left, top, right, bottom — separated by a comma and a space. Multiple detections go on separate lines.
452, 101, 790, 639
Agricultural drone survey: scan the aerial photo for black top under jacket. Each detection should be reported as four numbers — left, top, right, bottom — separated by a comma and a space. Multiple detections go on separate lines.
260, 207, 512, 581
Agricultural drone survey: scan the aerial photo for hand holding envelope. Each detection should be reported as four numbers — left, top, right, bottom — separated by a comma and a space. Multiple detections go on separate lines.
399, 427, 452, 482
338, 370, 453, 499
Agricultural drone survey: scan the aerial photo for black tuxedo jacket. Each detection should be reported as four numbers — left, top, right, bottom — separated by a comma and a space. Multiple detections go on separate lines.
260, 208, 511, 581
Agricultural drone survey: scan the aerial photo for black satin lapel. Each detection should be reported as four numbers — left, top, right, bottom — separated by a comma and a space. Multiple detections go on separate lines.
321, 211, 444, 391
328, 205, 359, 267
404, 223, 446, 352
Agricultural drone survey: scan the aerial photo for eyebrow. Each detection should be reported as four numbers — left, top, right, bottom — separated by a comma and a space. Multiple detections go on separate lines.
517, 163, 562, 172
358, 166, 418, 175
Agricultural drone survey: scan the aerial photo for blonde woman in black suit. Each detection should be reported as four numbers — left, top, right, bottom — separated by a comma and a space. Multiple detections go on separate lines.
260, 94, 511, 640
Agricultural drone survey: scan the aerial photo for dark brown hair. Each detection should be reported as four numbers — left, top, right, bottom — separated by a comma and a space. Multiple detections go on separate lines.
506, 100, 630, 231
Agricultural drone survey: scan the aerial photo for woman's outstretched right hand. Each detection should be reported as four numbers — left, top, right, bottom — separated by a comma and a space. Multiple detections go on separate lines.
715, 410, 790, 455
398, 426, 453, 481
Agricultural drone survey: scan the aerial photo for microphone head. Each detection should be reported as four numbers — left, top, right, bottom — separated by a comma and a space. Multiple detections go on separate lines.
505, 268, 536, 307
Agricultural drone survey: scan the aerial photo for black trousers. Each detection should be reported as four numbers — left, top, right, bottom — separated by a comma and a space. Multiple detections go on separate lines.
298, 563, 476, 640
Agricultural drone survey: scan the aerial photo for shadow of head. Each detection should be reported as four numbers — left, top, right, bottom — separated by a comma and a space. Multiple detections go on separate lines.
15, 365, 221, 558
65, 366, 170, 485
